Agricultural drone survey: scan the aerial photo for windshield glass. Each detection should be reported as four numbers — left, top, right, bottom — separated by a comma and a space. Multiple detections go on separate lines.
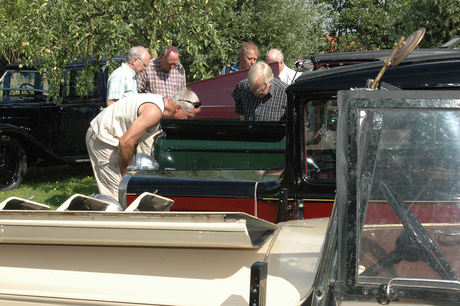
305, 100, 337, 180
0, 70, 49, 99
356, 108, 460, 287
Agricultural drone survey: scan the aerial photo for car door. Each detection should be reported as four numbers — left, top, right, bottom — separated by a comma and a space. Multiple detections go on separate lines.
56, 65, 104, 160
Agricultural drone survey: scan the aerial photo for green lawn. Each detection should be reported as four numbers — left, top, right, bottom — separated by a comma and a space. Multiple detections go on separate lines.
0, 164, 98, 210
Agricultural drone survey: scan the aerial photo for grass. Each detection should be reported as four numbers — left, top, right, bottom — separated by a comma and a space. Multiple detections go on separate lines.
0, 163, 98, 210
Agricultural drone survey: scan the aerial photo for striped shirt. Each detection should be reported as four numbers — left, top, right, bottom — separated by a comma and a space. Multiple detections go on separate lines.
137, 57, 186, 98
106, 63, 137, 101
232, 78, 288, 121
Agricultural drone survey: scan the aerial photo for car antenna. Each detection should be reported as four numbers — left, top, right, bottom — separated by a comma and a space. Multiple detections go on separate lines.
368, 28, 426, 89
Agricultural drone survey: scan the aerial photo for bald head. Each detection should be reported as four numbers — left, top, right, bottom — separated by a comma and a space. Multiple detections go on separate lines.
160, 46, 179, 57
266, 48, 285, 73
266, 49, 283, 62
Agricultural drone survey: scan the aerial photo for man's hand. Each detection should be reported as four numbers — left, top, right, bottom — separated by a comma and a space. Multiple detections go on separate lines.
107, 99, 118, 106
118, 102, 163, 176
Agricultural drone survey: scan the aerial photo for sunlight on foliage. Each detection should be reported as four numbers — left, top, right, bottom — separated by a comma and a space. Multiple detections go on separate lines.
0, 0, 330, 102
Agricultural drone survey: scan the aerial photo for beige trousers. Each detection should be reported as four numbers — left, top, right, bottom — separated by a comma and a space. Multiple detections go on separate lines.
85, 127, 122, 201
136, 135, 154, 155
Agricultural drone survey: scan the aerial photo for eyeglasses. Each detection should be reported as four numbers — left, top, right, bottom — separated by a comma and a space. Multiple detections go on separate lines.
251, 83, 268, 94
179, 99, 202, 108
137, 58, 149, 67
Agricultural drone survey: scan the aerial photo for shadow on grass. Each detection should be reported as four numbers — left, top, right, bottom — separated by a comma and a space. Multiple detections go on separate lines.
25, 163, 95, 183
4, 163, 100, 209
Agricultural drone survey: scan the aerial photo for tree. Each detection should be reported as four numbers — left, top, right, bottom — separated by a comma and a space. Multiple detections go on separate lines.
319, 0, 401, 51
0, 0, 227, 96
318, 0, 460, 52
0, 0, 330, 101
218, 0, 330, 68
396, 0, 460, 48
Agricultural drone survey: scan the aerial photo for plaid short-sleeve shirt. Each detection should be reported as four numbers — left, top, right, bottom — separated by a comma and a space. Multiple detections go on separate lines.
137, 57, 186, 99
232, 78, 288, 121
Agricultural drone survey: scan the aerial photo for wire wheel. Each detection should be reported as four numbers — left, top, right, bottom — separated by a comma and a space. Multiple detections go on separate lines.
0, 136, 27, 191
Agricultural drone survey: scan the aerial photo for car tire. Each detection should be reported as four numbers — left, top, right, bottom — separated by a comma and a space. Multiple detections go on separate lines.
0, 136, 27, 191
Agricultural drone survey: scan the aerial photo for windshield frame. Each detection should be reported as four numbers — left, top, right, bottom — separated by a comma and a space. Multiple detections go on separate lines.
335, 89, 460, 303
0, 69, 50, 98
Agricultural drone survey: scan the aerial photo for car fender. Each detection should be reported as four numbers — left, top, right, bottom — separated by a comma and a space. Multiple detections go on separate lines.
0, 124, 77, 165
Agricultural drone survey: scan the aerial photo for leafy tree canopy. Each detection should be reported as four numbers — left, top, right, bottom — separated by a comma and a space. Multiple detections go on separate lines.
0, 0, 329, 102
318, 0, 460, 51
3, 0, 458, 102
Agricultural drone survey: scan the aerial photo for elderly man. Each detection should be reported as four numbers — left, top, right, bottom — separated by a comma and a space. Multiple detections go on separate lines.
86, 90, 201, 200
265, 48, 299, 85
221, 42, 259, 75
137, 46, 186, 98
106, 46, 150, 106
136, 46, 187, 155
231, 62, 287, 121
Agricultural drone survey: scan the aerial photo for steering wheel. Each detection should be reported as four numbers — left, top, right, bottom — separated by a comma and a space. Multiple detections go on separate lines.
360, 181, 458, 280
19, 83, 35, 95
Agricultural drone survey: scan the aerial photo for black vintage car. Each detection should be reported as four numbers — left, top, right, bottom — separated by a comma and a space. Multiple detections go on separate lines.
0, 57, 124, 191
120, 39, 460, 224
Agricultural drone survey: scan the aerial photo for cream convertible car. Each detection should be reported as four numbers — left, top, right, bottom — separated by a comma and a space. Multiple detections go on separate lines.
0, 90, 459, 306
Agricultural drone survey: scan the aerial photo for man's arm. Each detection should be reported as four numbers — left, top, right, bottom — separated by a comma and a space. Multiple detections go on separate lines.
107, 72, 125, 104
107, 99, 118, 106
137, 70, 149, 93
118, 103, 162, 176
177, 64, 187, 91
231, 80, 245, 120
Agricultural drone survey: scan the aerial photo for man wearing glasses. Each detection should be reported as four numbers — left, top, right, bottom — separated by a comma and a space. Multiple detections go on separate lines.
106, 46, 150, 106
137, 45, 187, 99
136, 45, 187, 154
231, 62, 288, 121
86, 90, 201, 200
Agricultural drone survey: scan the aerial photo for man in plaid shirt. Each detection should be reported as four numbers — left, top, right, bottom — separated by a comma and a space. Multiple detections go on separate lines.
231, 62, 288, 121
137, 46, 186, 98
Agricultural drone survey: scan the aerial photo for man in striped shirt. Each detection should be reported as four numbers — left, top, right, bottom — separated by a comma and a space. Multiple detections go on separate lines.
106, 46, 150, 106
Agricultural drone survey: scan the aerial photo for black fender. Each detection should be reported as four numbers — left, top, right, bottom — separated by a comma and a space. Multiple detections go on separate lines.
0, 124, 86, 166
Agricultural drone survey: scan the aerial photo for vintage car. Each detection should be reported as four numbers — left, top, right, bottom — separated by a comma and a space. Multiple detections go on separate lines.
0, 59, 279, 192
120, 38, 460, 224
149, 37, 460, 173
0, 89, 458, 305
0, 57, 124, 191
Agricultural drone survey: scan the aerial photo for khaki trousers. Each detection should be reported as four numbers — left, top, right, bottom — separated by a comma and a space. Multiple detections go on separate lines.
85, 127, 122, 201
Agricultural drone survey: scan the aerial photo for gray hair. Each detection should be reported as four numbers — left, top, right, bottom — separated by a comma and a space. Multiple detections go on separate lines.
126, 46, 149, 64
172, 89, 200, 113
238, 42, 259, 58
266, 48, 284, 62
248, 62, 273, 88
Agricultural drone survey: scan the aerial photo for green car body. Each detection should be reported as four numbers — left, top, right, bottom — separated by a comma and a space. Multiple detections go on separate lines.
153, 119, 286, 171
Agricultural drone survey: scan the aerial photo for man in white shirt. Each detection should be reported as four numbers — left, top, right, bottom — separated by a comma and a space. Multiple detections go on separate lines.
86, 90, 201, 200
265, 49, 300, 85
106, 46, 150, 106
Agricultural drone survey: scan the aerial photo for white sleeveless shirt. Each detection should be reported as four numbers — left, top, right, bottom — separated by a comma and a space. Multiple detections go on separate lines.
90, 93, 165, 147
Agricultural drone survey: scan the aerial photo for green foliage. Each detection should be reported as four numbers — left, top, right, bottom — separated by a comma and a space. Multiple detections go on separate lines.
396, 0, 460, 48
320, 0, 402, 50
219, 0, 330, 69
319, 0, 460, 51
0, 0, 330, 100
